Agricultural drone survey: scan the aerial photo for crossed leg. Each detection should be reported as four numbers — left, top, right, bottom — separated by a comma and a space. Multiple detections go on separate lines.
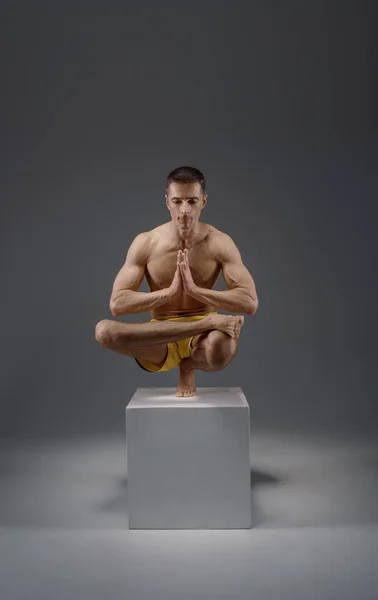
176, 330, 239, 397
95, 313, 244, 397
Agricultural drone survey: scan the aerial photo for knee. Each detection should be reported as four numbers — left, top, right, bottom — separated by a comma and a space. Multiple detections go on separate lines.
95, 320, 115, 346
206, 331, 237, 370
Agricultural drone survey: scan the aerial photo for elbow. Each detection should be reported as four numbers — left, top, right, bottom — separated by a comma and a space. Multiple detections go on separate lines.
246, 296, 258, 316
110, 289, 133, 316
109, 298, 119, 317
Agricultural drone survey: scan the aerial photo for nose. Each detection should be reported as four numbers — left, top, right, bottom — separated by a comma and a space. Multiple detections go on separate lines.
178, 202, 192, 219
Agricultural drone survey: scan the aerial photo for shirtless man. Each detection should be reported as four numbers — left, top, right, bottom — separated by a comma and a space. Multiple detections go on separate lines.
95, 166, 258, 397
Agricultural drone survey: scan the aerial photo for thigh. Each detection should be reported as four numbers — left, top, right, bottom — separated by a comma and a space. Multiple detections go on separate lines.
97, 319, 168, 367
190, 330, 212, 351
133, 344, 168, 368
191, 330, 237, 357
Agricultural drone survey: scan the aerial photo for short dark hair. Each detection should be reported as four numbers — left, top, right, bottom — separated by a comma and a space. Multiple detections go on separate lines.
166, 166, 206, 194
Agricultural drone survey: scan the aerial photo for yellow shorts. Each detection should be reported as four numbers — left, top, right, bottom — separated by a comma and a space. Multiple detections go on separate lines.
135, 312, 218, 373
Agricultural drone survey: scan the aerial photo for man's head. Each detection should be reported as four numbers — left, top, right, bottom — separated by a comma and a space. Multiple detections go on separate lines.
165, 166, 208, 232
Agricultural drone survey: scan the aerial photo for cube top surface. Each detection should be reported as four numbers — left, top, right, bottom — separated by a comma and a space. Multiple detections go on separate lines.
127, 387, 248, 409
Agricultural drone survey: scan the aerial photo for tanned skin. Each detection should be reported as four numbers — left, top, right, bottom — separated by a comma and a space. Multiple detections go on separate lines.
95, 181, 258, 397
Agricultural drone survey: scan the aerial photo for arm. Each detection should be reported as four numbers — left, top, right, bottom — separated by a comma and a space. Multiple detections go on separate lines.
109, 233, 171, 316
188, 234, 259, 315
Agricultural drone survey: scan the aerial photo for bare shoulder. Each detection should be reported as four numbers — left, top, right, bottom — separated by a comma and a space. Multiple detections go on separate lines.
129, 223, 174, 261
199, 223, 227, 244
147, 222, 172, 245
206, 226, 240, 261
127, 230, 153, 263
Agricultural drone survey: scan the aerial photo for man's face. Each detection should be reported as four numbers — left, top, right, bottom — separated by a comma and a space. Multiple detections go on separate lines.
165, 182, 207, 231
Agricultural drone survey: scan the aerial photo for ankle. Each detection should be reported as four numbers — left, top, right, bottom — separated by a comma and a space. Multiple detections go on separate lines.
180, 357, 194, 372
204, 313, 216, 330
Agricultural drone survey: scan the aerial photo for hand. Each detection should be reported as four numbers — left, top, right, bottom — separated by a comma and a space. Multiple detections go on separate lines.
178, 248, 197, 295
168, 252, 183, 299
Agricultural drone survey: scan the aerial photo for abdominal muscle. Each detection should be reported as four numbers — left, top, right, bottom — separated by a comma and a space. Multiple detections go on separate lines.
146, 222, 221, 320
150, 293, 214, 320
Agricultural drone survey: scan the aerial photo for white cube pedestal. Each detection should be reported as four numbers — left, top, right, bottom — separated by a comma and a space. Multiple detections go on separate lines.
126, 387, 251, 529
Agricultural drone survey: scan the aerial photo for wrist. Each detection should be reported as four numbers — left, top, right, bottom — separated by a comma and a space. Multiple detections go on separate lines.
187, 283, 199, 297
156, 288, 171, 304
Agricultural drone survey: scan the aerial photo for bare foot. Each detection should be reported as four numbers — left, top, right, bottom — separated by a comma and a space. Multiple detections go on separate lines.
176, 359, 197, 397
210, 314, 244, 340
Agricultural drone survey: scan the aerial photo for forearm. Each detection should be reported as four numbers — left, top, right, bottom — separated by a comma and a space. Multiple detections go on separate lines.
189, 285, 257, 315
110, 288, 171, 316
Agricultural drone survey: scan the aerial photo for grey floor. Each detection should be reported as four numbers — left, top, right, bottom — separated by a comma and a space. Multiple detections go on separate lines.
0, 429, 377, 600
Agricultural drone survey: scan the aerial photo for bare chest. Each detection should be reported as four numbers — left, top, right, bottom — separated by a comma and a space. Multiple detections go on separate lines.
145, 243, 220, 291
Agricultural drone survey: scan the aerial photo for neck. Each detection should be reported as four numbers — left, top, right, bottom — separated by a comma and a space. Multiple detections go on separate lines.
170, 221, 202, 249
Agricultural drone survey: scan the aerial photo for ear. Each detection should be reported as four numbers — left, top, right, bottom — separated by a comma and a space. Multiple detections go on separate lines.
202, 194, 208, 208
165, 194, 170, 210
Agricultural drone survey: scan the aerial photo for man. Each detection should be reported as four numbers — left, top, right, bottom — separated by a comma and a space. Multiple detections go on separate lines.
95, 166, 258, 397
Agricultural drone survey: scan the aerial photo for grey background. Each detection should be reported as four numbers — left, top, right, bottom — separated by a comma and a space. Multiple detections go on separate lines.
1, 3, 377, 600
2, 0, 377, 440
